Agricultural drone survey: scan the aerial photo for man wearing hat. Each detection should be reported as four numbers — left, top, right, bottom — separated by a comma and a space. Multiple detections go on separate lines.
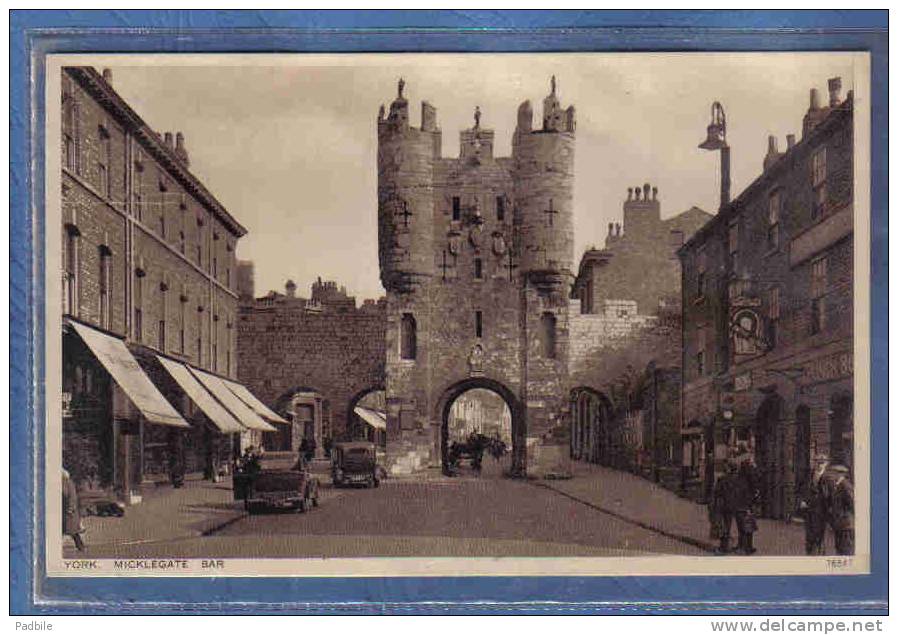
799, 453, 830, 555
825, 464, 854, 556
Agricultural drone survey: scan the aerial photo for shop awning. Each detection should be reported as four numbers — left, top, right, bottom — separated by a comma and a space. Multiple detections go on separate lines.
70, 322, 188, 428
223, 380, 289, 425
354, 406, 387, 430
156, 356, 245, 434
189, 368, 276, 432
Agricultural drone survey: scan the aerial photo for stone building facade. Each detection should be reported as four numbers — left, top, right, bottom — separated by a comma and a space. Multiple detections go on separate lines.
61, 67, 279, 503
679, 77, 854, 519
236, 276, 387, 455
377, 77, 576, 476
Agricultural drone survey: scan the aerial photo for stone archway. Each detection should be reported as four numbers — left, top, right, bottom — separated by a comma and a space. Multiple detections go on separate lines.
346, 385, 387, 445
435, 377, 525, 477
569, 386, 613, 466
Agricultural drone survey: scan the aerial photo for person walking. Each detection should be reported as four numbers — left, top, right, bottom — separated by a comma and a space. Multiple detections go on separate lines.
709, 460, 740, 554
826, 464, 854, 556
799, 453, 830, 555
62, 468, 85, 552
734, 449, 760, 555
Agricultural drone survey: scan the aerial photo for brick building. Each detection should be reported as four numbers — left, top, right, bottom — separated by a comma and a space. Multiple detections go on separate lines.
236, 275, 387, 456
568, 186, 709, 485
61, 67, 281, 503
377, 77, 575, 477
678, 77, 854, 518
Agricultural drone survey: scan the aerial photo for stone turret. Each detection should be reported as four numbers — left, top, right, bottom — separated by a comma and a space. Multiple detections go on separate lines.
377, 78, 440, 293
512, 76, 576, 290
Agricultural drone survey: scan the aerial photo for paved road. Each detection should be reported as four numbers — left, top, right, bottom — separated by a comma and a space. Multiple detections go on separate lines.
81, 477, 703, 558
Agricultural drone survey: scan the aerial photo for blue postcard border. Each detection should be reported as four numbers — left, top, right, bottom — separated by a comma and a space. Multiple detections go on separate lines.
9, 10, 889, 615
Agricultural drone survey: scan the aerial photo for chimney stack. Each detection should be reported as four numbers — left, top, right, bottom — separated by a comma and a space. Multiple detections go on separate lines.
652, 186, 658, 201
809, 88, 821, 111
285, 280, 297, 298
608, 222, 614, 237
763, 135, 781, 171
101, 68, 113, 84
828, 77, 842, 107
627, 187, 633, 201
163, 132, 174, 148
786, 134, 796, 150
174, 132, 189, 167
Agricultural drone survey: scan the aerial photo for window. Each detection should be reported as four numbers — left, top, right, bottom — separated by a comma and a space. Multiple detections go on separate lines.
496, 196, 505, 221
97, 126, 110, 197
213, 256, 218, 279
811, 147, 827, 220
400, 313, 417, 360
97, 162, 108, 197
811, 256, 828, 334
64, 134, 75, 171
766, 286, 780, 348
696, 325, 706, 376
179, 298, 186, 353
160, 212, 166, 239
133, 271, 144, 342
158, 281, 168, 351
63, 100, 81, 174
64, 227, 79, 316
767, 190, 781, 250
98, 246, 111, 329
226, 267, 231, 288
474, 258, 483, 279
696, 246, 707, 298
728, 221, 739, 271
452, 196, 461, 221
475, 310, 483, 338
179, 231, 185, 254
540, 312, 557, 359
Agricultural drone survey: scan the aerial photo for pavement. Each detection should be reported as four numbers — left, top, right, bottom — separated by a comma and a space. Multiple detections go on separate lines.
64, 459, 820, 559
64, 475, 247, 556
540, 461, 821, 556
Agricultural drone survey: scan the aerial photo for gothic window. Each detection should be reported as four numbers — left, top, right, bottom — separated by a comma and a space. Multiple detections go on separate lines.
811, 147, 827, 220
810, 256, 828, 334
452, 196, 461, 222
496, 196, 505, 221
475, 310, 483, 339
98, 245, 112, 329
400, 313, 417, 360
540, 312, 557, 359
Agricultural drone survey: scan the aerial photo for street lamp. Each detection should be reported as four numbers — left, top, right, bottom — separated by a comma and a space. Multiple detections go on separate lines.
698, 101, 731, 209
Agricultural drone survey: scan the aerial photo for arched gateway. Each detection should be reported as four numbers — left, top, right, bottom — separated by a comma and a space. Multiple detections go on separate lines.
436, 378, 525, 476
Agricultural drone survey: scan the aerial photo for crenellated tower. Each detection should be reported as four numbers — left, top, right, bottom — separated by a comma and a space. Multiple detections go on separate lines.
376, 77, 575, 479
377, 78, 441, 293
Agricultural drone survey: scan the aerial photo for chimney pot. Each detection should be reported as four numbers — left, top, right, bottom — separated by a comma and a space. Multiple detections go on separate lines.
767, 135, 778, 154
828, 77, 842, 107
652, 186, 658, 201
164, 132, 173, 148
608, 222, 614, 236
809, 88, 821, 110
101, 68, 113, 83
643, 183, 650, 200
627, 187, 633, 201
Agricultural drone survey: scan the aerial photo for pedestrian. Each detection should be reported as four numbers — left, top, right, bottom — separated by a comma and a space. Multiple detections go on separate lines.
798, 453, 830, 555
62, 468, 85, 552
734, 449, 760, 555
709, 460, 740, 554
825, 464, 854, 556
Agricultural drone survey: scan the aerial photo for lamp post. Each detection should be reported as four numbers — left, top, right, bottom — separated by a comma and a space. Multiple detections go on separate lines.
698, 101, 731, 209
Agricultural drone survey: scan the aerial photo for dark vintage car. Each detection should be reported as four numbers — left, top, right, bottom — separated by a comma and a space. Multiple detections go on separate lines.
234, 451, 320, 513
331, 441, 380, 488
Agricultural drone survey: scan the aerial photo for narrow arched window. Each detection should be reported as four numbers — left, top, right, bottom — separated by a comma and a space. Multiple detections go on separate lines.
400, 313, 417, 360
541, 312, 557, 359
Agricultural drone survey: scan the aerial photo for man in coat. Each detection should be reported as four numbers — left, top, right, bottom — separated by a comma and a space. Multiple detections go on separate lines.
710, 460, 740, 554
825, 464, 854, 556
62, 468, 85, 551
733, 449, 760, 555
799, 453, 830, 555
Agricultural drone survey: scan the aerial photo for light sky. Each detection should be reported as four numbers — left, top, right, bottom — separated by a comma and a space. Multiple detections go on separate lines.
104, 53, 859, 301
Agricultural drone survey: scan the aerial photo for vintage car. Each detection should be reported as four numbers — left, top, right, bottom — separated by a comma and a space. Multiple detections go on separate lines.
331, 441, 380, 488
234, 451, 320, 513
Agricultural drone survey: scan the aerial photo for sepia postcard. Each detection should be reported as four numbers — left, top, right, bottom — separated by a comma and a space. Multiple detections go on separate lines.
44, 51, 871, 578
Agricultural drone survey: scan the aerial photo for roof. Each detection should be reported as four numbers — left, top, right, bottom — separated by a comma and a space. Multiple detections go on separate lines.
678, 94, 853, 258
65, 67, 247, 238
